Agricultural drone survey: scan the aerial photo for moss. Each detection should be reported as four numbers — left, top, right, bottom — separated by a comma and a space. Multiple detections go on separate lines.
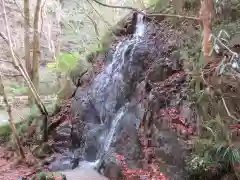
0, 122, 12, 140
28, 172, 66, 180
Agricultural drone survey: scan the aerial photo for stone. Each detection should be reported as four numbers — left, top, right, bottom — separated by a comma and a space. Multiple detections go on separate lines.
103, 161, 124, 180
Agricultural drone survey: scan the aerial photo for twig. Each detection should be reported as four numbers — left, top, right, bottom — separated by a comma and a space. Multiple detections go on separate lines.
0, 74, 25, 158
147, 13, 199, 21
91, 0, 200, 21
0, 32, 8, 42
92, 0, 138, 11
85, 13, 100, 42
13, 0, 25, 18
221, 96, 238, 121
86, 0, 112, 27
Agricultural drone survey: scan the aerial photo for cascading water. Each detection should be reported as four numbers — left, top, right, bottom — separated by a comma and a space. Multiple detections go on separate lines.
90, 13, 145, 121
95, 13, 145, 155
53, 13, 147, 172
103, 104, 128, 152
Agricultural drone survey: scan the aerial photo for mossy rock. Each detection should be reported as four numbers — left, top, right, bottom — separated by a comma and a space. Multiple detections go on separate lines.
28, 172, 66, 180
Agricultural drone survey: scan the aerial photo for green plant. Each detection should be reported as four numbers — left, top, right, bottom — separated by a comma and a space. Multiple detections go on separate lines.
188, 113, 240, 179
10, 84, 27, 95
47, 52, 79, 72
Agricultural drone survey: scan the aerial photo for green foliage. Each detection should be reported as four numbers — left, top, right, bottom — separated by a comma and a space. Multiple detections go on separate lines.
47, 52, 79, 72
9, 84, 27, 95
207, 144, 240, 166
0, 122, 12, 140
187, 114, 240, 179
187, 143, 240, 179
186, 153, 224, 180
91, 44, 105, 53
0, 120, 23, 141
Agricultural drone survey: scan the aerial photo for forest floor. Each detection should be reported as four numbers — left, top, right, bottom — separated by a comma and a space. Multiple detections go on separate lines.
0, 147, 36, 180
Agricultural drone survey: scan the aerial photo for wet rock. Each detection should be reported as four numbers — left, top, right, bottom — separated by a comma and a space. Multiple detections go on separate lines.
151, 128, 188, 180
52, 124, 72, 141
84, 124, 108, 161
103, 161, 124, 180
64, 16, 196, 180
146, 58, 173, 82
31, 143, 53, 159
111, 103, 144, 168
48, 155, 75, 171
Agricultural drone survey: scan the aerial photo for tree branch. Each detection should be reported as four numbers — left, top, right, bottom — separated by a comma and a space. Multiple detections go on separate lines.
85, 13, 100, 42
0, 74, 25, 158
86, 0, 112, 26
91, 0, 199, 21
92, 0, 138, 11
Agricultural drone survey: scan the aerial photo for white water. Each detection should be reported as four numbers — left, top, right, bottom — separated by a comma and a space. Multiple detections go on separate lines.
104, 105, 128, 152
91, 13, 145, 124
81, 13, 145, 169
134, 13, 145, 37
102, 13, 145, 153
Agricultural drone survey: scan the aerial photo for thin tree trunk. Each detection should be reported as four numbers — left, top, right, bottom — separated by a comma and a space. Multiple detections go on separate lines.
199, 0, 214, 64
1, 0, 48, 142
0, 75, 25, 158
24, 0, 33, 104
32, 0, 42, 93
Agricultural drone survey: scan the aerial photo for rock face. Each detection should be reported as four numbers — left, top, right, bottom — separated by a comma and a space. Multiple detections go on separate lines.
49, 13, 199, 180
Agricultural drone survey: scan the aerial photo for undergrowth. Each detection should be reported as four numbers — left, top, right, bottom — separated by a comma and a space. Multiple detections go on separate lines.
184, 12, 240, 179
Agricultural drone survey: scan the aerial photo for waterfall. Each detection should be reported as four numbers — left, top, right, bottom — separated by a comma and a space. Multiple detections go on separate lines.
90, 13, 145, 123
103, 104, 128, 152
100, 13, 145, 155
134, 12, 145, 37
77, 13, 146, 169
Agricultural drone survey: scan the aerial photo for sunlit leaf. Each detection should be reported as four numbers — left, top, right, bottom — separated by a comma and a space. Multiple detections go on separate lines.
56, 52, 78, 72
46, 62, 57, 69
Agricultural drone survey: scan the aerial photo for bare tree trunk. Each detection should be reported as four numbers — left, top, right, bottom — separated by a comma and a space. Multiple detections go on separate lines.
199, 0, 214, 64
24, 0, 33, 104
1, 0, 48, 142
0, 75, 25, 158
32, 0, 42, 93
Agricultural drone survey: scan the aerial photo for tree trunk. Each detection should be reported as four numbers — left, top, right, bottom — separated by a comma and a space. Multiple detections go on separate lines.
32, 0, 42, 93
24, 0, 33, 104
1, 0, 48, 142
199, 0, 214, 64
0, 75, 25, 158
